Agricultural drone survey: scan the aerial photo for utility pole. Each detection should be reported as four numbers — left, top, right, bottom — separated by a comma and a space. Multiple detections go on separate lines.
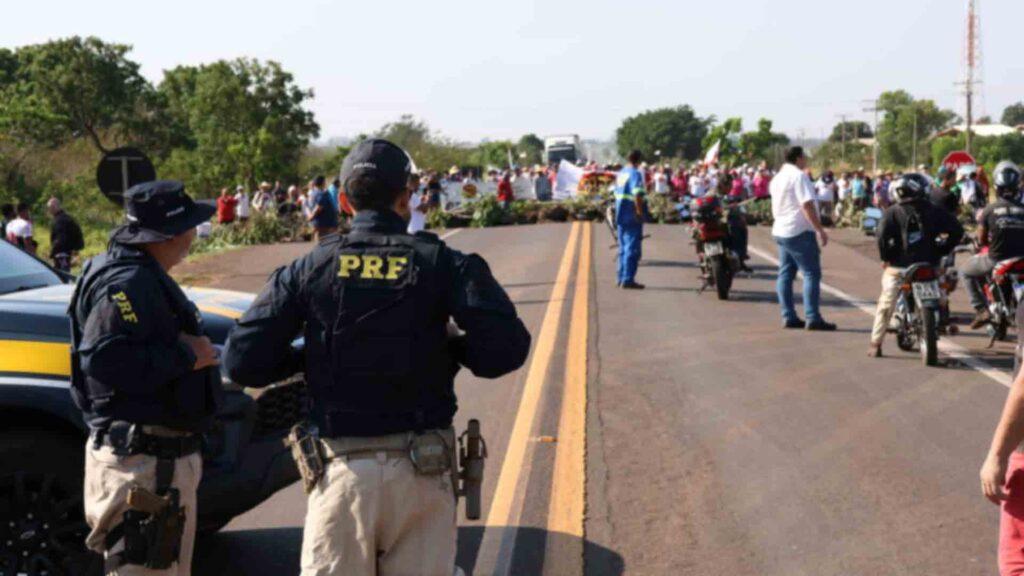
957, 0, 983, 155
862, 100, 880, 174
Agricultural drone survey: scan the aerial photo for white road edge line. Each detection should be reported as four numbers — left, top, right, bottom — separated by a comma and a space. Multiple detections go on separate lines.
747, 244, 1014, 388
439, 229, 462, 241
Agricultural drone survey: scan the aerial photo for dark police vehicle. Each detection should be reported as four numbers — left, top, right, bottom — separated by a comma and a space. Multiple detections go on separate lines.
0, 240, 304, 574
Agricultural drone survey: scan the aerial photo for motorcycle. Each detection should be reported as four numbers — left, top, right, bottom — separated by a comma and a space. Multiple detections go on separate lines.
691, 195, 739, 300
891, 263, 943, 366
982, 256, 1024, 344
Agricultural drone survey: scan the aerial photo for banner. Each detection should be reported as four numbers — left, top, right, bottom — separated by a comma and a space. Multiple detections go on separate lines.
554, 160, 583, 200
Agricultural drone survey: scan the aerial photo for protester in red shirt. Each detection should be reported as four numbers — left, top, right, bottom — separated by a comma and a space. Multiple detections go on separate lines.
216, 187, 238, 224
671, 167, 689, 200
497, 171, 514, 209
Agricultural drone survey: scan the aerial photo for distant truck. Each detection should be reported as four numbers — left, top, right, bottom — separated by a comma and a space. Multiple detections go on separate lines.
545, 135, 581, 165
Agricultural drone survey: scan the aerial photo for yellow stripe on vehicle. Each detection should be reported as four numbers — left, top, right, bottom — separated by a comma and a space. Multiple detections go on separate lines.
196, 304, 243, 320
0, 340, 71, 377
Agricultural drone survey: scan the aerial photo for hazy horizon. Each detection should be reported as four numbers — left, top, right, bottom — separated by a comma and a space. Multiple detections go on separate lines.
4, 0, 1021, 144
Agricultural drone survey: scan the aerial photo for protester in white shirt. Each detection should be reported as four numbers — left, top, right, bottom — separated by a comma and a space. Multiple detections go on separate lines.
652, 168, 670, 195
5, 205, 35, 254
234, 185, 252, 221
407, 173, 428, 234
769, 146, 835, 331
511, 167, 534, 200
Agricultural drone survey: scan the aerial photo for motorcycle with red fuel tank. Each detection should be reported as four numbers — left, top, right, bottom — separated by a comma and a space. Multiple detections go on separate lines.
691, 195, 739, 300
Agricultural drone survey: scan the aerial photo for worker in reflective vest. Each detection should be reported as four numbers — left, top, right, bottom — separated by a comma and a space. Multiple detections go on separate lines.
614, 149, 647, 289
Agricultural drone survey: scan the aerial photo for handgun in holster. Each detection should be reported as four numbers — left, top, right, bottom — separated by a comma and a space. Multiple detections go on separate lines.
289, 423, 326, 494
457, 419, 487, 520
120, 485, 185, 569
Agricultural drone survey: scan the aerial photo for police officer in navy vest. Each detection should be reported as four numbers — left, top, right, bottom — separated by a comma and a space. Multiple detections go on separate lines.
223, 138, 531, 576
70, 180, 221, 575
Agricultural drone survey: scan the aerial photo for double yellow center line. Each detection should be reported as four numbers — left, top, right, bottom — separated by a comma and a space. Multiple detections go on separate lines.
477, 221, 592, 575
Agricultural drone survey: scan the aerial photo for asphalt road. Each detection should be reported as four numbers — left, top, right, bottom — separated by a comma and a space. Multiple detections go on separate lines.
176, 222, 1016, 575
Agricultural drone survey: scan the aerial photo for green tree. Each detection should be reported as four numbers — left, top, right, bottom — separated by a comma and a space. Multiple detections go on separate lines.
875, 90, 956, 168
1002, 102, 1024, 127
739, 118, 789, 165
157, 58, 319, 195
615, 105, 710, 161
475, 140, 516, 170
516, 133, 544, 165
931, 133, 1024, 173
828, 120, 873, 142
0, 36, 156, 153
812, 141, 872, 172
375, 115, 473, 172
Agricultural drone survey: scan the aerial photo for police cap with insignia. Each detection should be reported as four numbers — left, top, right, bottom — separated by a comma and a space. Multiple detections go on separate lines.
111, 180, 217, 244
340, 139, 413, 202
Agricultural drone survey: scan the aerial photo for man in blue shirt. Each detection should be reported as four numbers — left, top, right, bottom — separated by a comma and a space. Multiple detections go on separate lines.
615, 150, 647, 289
307, 175, 339, 241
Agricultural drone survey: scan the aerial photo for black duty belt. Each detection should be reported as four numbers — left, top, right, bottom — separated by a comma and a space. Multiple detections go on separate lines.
90, 422, 202, 459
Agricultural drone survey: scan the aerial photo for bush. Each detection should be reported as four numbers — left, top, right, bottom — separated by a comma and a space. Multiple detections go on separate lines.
471, 196, 507, 228
193, 211, 294, 254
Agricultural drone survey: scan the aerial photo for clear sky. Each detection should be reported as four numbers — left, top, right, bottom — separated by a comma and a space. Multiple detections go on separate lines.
3, 0, 1022, 143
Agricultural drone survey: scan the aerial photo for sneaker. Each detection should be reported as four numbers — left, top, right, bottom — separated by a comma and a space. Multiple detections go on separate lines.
970, 309, 991, 330
867, 344, 882, 358
621, 281, 645, 290
806, 320, 837, 331
784, 318, 806, 329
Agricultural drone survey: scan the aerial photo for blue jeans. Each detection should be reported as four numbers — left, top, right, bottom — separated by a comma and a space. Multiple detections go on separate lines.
774, 231, 822, 323
617, 223, 643, 284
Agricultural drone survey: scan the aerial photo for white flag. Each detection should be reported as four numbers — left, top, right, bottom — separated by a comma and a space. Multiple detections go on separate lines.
704, 140, 721, 166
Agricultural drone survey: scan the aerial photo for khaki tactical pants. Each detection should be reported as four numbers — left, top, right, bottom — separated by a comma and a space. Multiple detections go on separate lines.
301, 435, 457, 576
871, 267, 905, 346
84, 443, 202, 576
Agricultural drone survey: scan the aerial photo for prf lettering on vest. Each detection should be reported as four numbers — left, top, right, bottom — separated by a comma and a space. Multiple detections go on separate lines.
110, 290, 139, 323
338, 254, 409, 281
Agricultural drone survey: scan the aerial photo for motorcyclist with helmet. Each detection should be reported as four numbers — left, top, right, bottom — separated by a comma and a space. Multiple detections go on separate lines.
869, 173, 964, 357
959, 161, 1024, 329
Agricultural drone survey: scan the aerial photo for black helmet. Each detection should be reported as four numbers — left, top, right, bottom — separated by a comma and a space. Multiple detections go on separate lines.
890, 172, 931, 203
994, 161, 1022, 200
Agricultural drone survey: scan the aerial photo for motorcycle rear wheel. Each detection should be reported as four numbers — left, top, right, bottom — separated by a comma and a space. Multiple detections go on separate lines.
712, 257, 731, 300
920, 308, 938, 366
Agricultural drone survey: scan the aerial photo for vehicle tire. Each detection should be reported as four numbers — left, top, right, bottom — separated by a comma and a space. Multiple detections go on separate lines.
921, 308, 939, 367
895, 311, 916, 352
0, 429, 102, 576
994, 317, 1010, 342
712, 256, 731, 300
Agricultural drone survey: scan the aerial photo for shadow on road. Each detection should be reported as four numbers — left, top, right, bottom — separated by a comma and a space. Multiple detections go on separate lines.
193, 526, 624, 575
639, 259, 697, 269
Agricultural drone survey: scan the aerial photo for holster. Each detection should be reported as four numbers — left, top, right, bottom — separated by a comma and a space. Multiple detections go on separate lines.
289, 424, 326, 494
120, 486, 185, 569
104, 456, 186, 570
457, 419, 487, 521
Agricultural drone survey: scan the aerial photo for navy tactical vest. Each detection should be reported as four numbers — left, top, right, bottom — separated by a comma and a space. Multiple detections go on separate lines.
300, 230, 458, 437
69, 245, 222, 432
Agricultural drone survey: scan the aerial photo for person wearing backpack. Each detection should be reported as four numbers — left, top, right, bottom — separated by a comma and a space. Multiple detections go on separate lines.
869, 173, 964, 357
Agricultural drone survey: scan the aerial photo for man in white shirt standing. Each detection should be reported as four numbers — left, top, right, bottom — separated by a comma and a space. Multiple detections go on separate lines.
407, 171, 428, 234
769, 146, 836, 331
234, 185, 252, 223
